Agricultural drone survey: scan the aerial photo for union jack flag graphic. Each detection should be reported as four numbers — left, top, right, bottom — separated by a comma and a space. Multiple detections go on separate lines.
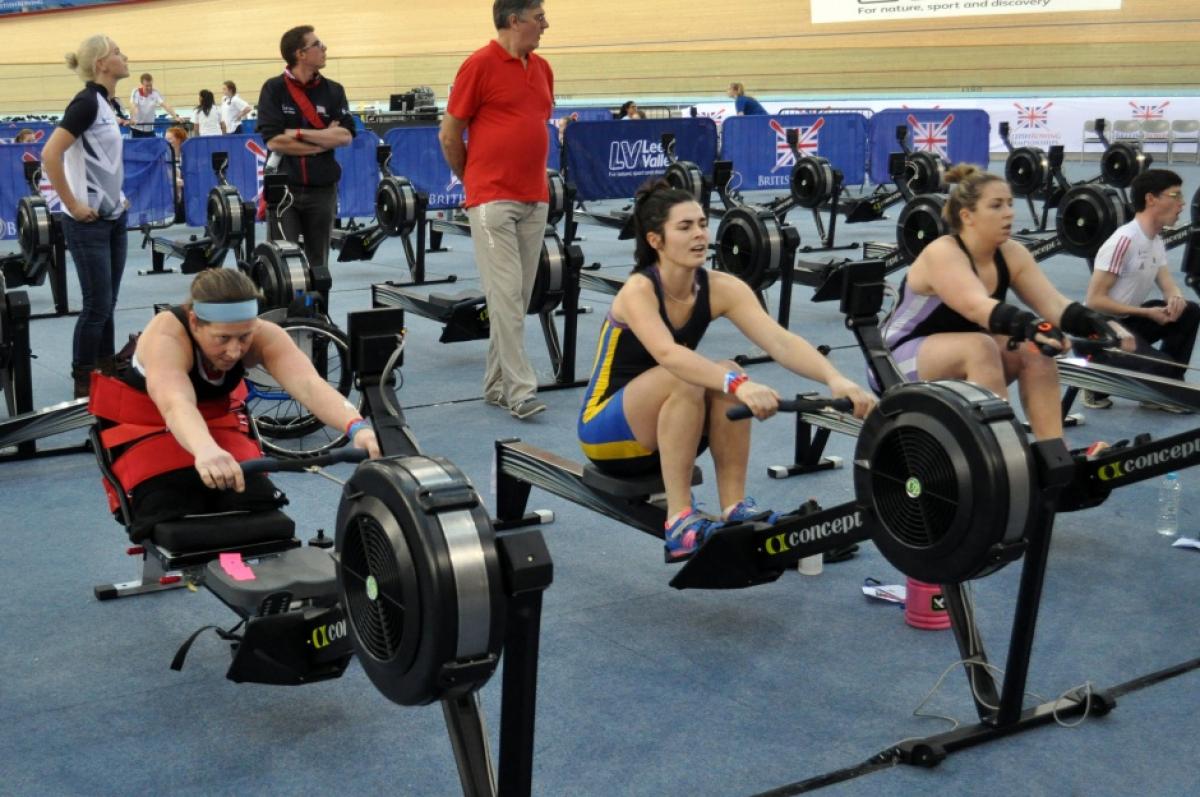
1014, 102, 1053, 130
907, 113, 955, 160
768, 117, 824, 173
446, 172, 461, 192
700, 108, 727, 124
21, 151, 62, 211
1129, 101, 1169, 120
245, 139, 268, 203
246, 138, 269, 220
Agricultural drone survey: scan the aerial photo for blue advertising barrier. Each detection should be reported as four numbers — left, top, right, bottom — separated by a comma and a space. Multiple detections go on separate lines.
335, 129, 381, 219
0, 122, 56, 144
720, 113, 868, 191
180, 134, 266, 227
868, 108, 990, 185
122, 137, 175, 228
553, 107, 614, 123
1, 0, 151, 17
180, 131, 377, 226
383, 124, 561, 211
1, 137, 172, 240
547, 123, 561, 172
0, 143, 43, 240
563, 117, 718, 201
383, 126, 462, 210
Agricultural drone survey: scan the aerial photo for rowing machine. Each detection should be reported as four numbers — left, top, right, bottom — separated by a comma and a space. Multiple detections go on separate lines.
140, 151, 257, 276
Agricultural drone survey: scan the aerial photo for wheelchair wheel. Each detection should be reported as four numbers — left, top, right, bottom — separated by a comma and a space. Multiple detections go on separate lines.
244, 315, 361, 459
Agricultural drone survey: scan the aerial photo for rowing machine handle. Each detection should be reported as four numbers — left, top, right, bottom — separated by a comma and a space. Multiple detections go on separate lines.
1066, 326, 1123, 357
725, 397, 854, 421
240, 447, 369, 475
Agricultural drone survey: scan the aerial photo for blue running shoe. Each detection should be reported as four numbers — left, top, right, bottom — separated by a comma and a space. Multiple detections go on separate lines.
724, 497, 779, 525
663, 508, 723, 563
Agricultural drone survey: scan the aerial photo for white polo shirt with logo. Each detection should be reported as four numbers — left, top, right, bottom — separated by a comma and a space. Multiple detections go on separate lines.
1091, 218, 1166, 311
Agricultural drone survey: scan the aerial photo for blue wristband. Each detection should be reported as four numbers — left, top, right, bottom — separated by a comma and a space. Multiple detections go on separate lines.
347, 419, 371, 440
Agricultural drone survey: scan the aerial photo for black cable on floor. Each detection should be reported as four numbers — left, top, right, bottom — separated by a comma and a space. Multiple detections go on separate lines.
1107, 655, 1200, 700
747, 655, 1200, 796
747, 750, 901, 796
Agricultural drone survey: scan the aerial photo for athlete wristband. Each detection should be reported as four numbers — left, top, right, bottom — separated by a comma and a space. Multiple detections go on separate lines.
724, 371, 748, 394
295, 129, 303, 142
345, 418, 370, 439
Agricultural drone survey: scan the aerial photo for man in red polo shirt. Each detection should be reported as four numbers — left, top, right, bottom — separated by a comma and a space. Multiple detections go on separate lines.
439, 0, 552, 420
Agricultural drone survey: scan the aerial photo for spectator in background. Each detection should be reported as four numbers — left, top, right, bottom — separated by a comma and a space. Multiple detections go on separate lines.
256, 25, 355, 271
555, 111, 578, 145
164, 125, 187, 210
616, 100, 639, 120
1083, 169, 1200, 412
220, 80, 252, 134
129, 72, 179, 137
192, 89, 223, 136
41, 34, 131, 398
439, 0, 553, 420
14, 128, 37, 143
727, 82, 767, 116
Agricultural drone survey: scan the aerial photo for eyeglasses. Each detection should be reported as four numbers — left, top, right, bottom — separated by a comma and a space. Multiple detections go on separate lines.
1164, 191, 1185, 200
299, 40, 326, 53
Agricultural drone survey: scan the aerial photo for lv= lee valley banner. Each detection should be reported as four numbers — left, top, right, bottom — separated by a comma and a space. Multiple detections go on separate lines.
812, 0, 1121, 24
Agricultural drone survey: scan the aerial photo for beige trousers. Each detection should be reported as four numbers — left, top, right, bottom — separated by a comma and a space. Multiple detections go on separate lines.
466, 200, 549, 405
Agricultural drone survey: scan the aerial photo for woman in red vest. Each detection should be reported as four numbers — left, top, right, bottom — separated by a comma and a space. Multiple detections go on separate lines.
90, 269, 378, 539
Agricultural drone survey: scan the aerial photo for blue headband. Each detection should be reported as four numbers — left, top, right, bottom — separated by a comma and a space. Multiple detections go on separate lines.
192, 299, 258, 323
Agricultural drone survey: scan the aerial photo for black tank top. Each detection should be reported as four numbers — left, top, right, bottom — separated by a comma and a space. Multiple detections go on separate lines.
122, 306, 246, 401
598, 267, 712, 400
887, 236, 1011, 349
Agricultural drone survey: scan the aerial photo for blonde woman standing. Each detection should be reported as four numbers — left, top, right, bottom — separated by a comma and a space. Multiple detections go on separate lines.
40, 34, 131, 398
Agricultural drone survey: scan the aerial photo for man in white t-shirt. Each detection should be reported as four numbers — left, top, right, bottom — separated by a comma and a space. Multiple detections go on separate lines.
129, 73, 179, 137
220, 80, 252, 134
1083, 168, 1200, 411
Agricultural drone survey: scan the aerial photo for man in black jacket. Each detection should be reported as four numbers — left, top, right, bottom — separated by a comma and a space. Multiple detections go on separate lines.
256, 25, 354, 269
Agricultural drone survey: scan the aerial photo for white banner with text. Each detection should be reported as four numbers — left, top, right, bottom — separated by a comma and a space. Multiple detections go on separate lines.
811, 0, 1122, 25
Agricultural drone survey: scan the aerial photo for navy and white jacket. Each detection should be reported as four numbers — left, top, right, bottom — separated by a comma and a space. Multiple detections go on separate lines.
58, 81, 126, 221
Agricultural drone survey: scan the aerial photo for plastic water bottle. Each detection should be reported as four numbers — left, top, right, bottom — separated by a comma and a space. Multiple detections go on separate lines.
1157, 472, 1181, 536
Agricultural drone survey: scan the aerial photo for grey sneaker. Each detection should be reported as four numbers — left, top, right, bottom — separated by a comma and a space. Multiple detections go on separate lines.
1139, 401, 1193, 415
509, 397, 547, 420
484, 393, 506, 408
1081, 390, 1112, 409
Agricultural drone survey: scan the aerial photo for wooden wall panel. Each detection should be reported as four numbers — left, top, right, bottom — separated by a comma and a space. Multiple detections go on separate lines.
1, 0, 1197, 114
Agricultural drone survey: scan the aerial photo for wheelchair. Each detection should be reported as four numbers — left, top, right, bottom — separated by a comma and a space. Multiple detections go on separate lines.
88, 373, 357, 685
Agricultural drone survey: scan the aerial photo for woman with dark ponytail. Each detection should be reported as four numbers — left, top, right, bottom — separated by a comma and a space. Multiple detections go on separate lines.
578, 180, 874, 563
879, 164, 1133, 440
192, 89, 222, 135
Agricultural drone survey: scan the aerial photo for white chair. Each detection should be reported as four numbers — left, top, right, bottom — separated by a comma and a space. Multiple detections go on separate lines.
1168, 119, 1200, 164
1139, 119, 1171, 162
1110, 119, 1145, 145
1080, 118, 1105, 162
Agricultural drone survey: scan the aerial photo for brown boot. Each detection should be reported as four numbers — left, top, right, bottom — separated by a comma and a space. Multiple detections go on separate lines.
72, 365, 92, 400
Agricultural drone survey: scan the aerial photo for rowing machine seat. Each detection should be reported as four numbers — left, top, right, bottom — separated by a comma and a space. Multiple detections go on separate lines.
580, 464, 702, 498
428, 290, 487, 309
153, 509, 295, 556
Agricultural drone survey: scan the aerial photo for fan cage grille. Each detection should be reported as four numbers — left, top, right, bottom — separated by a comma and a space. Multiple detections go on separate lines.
871, 425, 960, 548
342, 513, 407, 662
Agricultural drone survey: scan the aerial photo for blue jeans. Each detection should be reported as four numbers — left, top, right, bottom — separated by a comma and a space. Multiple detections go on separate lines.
62, 212, 127, 369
